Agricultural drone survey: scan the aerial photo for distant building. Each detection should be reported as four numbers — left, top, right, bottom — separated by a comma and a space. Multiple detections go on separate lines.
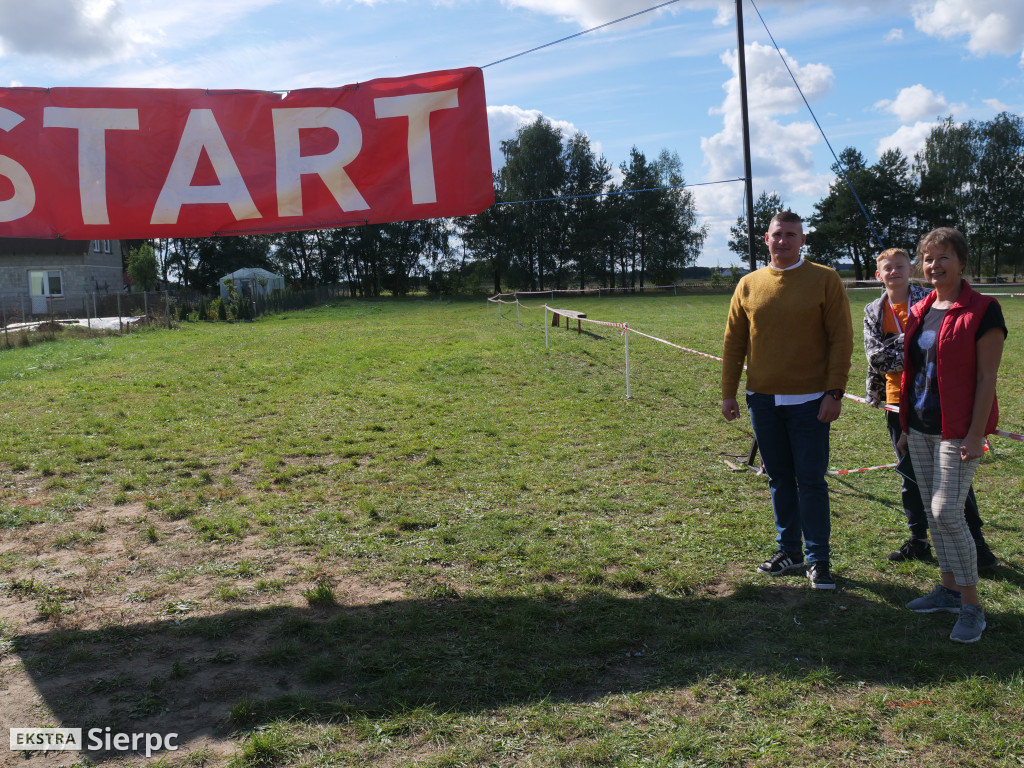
0, 239, 123, 317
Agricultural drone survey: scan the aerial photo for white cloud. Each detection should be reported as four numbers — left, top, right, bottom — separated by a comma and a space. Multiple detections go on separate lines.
0, 0, 285, 66
874, 84, 948, 122
912, 0, 1024, 58
340, 0, 1024, 68
876, 120, 938, 160
0, 0, 124, 59
500, 0, 685, 30
983, 97, 1011, 112
104, 36, 361, 89
696, 41, 833, 237
712, 4, 733, 27
117, 0, 280, 58
486, 105, 581, 172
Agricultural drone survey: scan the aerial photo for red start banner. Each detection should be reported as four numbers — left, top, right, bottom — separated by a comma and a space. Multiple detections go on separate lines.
0, 67, 493, 239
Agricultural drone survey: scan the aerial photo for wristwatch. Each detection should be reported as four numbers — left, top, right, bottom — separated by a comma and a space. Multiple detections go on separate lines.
825, 389, 844, 400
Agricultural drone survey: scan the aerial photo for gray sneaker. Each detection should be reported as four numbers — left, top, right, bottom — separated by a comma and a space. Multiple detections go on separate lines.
950, 604, 986, 644
906, 584, 962, 614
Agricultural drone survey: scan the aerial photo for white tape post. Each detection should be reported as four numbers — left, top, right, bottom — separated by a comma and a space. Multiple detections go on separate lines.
624, 323, 631, 399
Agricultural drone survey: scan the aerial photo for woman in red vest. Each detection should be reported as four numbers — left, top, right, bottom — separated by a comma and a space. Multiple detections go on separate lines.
897, 227, 1006, 644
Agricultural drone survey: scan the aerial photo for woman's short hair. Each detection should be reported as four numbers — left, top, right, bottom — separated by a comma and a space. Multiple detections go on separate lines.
918, 227, 969, 269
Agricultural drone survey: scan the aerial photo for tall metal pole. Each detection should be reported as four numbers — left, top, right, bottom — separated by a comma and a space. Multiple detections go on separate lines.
737, 0, 758, 467
736, 0, 757, 273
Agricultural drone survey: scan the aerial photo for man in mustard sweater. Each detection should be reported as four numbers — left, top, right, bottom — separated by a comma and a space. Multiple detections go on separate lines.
721, 211, 853, 589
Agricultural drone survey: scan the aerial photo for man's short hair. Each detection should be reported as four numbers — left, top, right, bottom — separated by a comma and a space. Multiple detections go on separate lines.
876, 248, 911, 266
917, 227, 969, 268
769, 210, 803, 227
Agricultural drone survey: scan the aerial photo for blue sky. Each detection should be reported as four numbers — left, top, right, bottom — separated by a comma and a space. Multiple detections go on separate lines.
2, 0, 1022, 266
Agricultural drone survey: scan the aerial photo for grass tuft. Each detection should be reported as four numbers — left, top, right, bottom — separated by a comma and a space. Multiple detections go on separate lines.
302, 581, 336, 608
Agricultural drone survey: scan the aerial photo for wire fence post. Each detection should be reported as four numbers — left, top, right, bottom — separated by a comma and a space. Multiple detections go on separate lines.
117, 293, 123, 333
624, 323, 631, 399
544, 307, 549, 348
516, 300, 520, 330
498, 300, 501, 321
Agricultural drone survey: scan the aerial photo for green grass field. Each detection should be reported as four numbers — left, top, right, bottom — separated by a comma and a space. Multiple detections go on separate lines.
1, 290, 1022, 768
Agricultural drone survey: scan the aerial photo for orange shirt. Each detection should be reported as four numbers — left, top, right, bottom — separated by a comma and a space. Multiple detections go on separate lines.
883, 298, 909, 404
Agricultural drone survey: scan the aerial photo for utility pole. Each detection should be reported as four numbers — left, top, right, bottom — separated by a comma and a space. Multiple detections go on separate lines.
736, 0, 758, 467
735, 0, 757, 273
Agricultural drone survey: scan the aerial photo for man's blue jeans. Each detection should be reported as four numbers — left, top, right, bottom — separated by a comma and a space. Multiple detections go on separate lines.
746, 393, 831, 563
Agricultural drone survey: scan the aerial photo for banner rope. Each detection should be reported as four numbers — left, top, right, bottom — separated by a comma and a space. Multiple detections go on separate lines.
481, 0, 683, 69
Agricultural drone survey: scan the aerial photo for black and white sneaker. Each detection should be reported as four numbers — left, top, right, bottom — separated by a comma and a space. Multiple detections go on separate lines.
887, 538, 932, 563
807, 561, 836, 590
756, 550, 804, 576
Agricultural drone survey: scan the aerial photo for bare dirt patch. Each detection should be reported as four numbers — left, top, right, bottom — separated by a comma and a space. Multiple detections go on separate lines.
0, 503, 406, 767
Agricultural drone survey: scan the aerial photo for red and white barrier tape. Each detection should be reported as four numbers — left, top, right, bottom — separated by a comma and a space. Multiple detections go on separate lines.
739, 461, 898, 476
493, 297, 1024, 444
827, 462, 897, 476
846, 394, 1024, 440
625, 328, 728, 363
828, 442, 991, 475
843, 392, 899, 413
993, 429, 1024, 443
628, 326, 1024, 443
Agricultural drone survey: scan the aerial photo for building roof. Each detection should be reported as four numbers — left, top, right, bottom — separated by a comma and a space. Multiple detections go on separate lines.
220, 267, 283, 281
0, 238, 92, 256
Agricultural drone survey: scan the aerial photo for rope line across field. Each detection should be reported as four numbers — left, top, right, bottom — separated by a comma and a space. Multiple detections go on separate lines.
487, 294, 1024, 475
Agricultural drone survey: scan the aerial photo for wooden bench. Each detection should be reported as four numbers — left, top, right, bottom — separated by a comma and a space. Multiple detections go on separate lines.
550, 308, 587, 334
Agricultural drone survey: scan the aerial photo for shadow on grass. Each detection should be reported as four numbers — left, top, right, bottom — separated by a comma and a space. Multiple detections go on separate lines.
10, 582, 1024, 761
830, 475, 908, 507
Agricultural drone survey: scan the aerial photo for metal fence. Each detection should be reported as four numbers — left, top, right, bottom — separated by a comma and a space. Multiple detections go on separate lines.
250, 284, 350, 317
1, 290, 173, 332
0, 284, 359, 335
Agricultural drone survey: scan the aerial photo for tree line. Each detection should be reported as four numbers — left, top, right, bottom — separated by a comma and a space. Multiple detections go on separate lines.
128, 111, 1022, 296
127, 117, 707, 297
729, 112, 1024, 281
